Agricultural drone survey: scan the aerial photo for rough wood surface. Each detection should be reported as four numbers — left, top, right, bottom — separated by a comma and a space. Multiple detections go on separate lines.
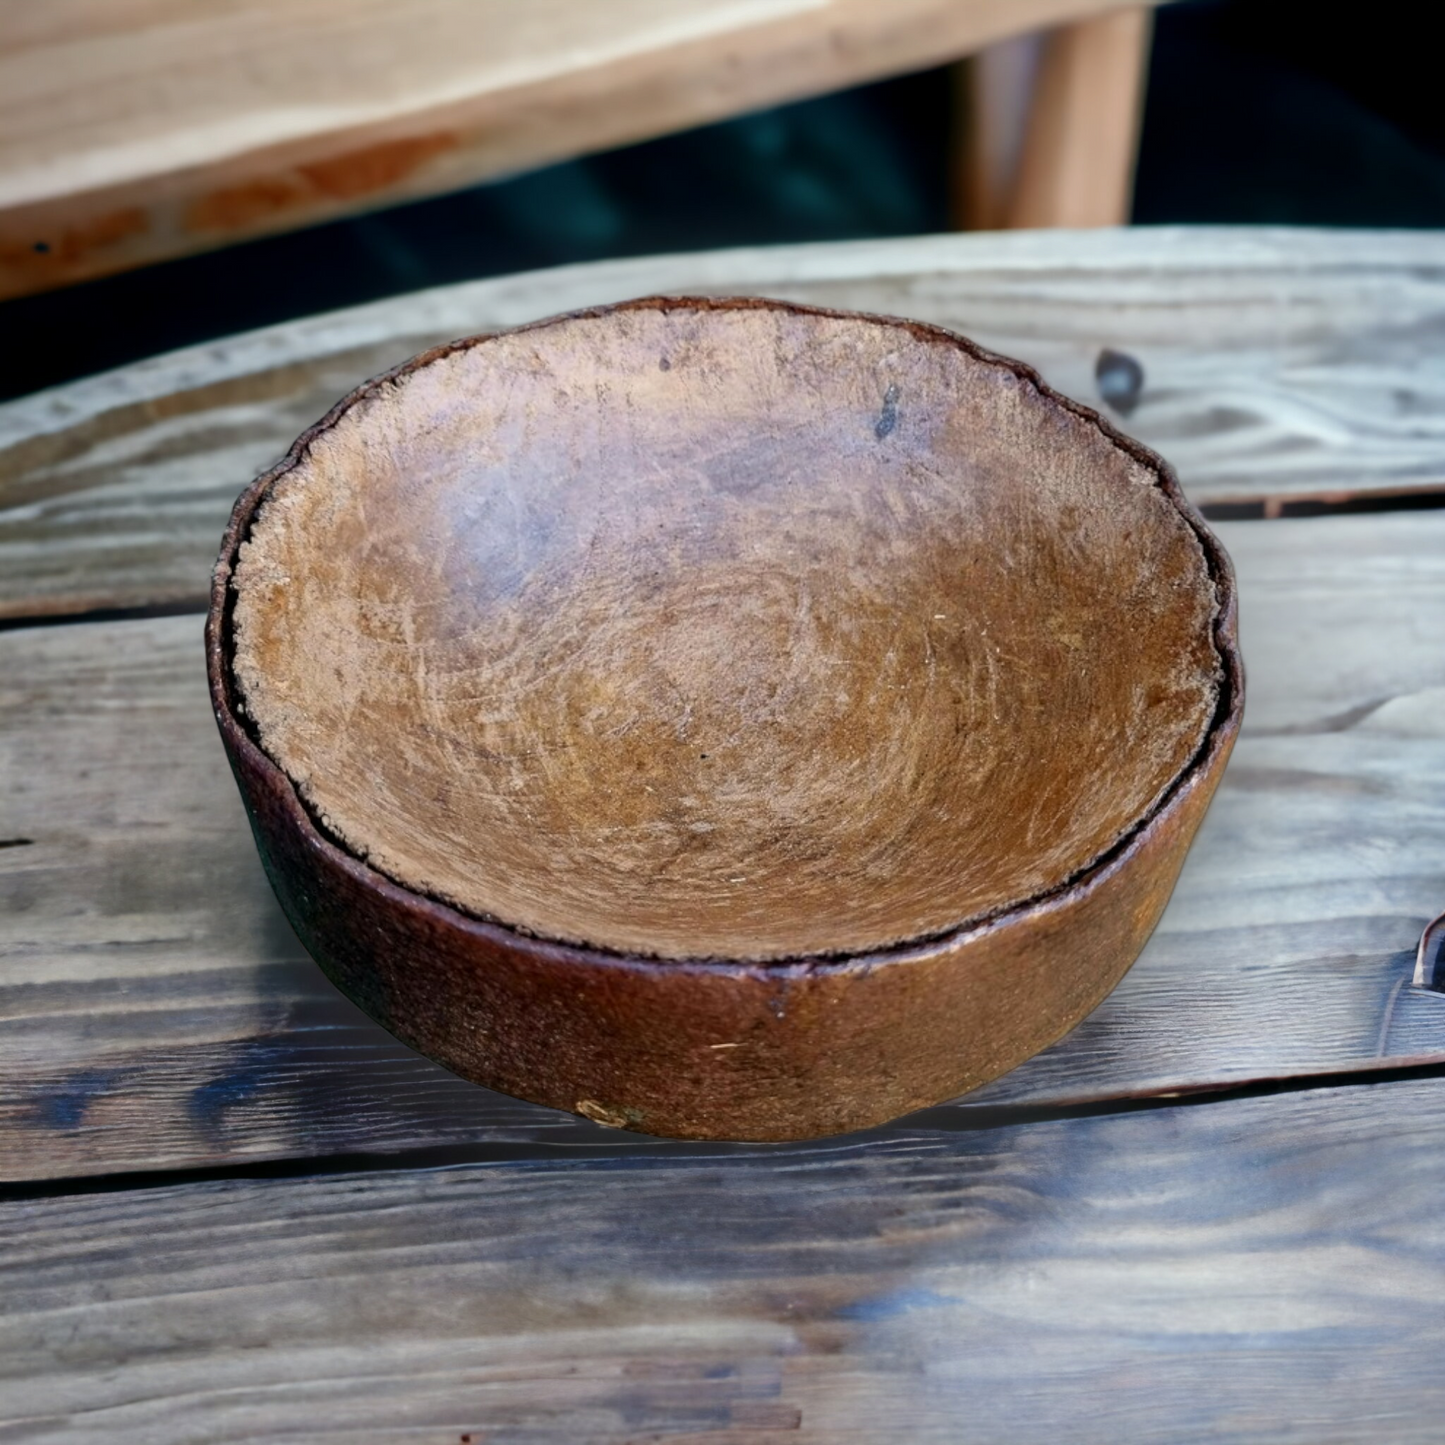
5, 228, 1445, 620
5, 511, 1442, 1179
0, 0, 1143, 298
6, 1075, 1445, 1443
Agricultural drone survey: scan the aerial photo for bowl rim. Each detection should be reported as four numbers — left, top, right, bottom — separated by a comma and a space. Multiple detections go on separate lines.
206, 294, 1244, 974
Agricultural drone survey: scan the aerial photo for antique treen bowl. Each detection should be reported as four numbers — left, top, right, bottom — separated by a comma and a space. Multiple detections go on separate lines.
207, 297, 1242, 1140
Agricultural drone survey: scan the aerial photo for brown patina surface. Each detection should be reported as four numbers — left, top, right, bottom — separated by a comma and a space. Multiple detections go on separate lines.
211, 297, 1241, 1138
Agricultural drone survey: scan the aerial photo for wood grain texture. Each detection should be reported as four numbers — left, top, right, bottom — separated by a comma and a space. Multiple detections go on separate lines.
6, 1075, 1445, 1442
5, 227, 1445, 620
4, 511, 1442, 1179
0, 0, 1146, 298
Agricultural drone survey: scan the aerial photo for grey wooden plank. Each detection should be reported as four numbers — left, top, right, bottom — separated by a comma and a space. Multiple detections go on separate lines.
4, 228, 1445, 618
3, 511, 1443, 1180
4, 1075, 1445, 1443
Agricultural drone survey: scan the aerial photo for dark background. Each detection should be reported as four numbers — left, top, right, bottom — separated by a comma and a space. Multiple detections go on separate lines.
2, 0, 1435, 404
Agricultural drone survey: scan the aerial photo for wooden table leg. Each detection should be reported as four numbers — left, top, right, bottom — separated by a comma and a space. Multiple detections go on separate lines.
956, 6, 1153, 231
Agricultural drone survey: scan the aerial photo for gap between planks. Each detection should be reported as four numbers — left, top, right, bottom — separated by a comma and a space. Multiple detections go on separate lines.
6, 1053, 1445, 1207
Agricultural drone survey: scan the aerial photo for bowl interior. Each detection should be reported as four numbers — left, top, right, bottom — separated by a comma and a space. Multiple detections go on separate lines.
231, 302, 1221, 961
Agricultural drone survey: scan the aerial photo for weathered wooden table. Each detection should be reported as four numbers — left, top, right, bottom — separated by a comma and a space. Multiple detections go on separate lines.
4, 227, 1445, 1441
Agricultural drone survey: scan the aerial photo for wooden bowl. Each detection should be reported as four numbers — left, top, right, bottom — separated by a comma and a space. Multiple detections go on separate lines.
207, 297, 1242, 1140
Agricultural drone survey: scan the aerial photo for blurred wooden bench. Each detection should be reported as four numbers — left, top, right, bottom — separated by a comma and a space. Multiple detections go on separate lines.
0, 0, 1157, 301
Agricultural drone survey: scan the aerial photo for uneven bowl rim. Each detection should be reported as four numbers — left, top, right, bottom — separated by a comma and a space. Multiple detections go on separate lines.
206, 294, 1244, 975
